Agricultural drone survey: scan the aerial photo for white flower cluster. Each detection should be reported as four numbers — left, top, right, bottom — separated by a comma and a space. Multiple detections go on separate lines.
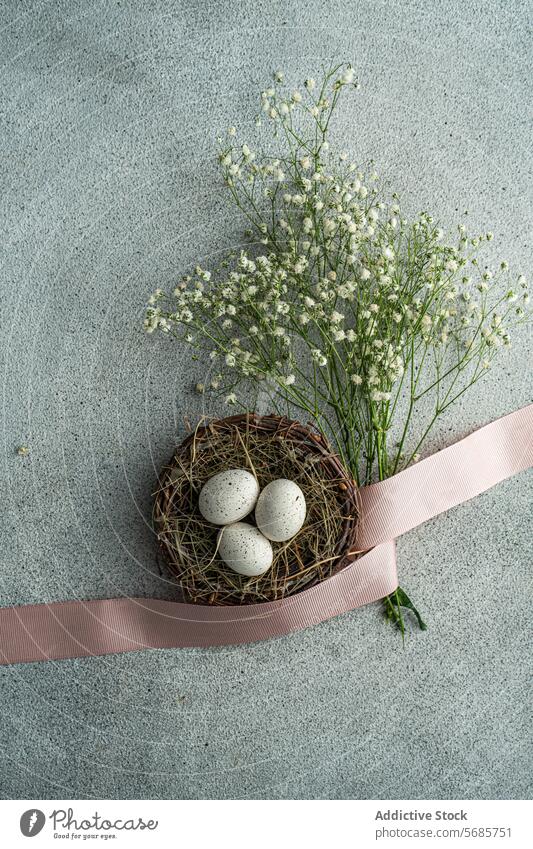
146, 65, 530, 483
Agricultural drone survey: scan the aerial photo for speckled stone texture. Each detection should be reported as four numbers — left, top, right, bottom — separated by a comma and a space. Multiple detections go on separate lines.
0, 0, 531, 800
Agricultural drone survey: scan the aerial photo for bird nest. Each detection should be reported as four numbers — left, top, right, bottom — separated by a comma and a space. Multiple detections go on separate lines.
154, 413, 359, 605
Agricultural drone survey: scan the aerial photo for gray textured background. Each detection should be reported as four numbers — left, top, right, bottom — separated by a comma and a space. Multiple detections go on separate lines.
1, 0, 532, 800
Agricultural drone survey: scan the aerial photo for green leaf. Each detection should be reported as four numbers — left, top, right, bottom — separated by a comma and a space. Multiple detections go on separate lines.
382, 586, 427, 637
394, 587, 427, 631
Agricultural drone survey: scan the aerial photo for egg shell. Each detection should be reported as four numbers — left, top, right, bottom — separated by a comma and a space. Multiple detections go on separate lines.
255, 478, 307, 542
198, 469, 259, 525
217, 522, 273, 577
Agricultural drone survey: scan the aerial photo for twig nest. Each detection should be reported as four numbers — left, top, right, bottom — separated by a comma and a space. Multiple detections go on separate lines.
217, 522, 273, 576
154, 413, 358, 605
198, 468, 259, 525
255, 479, 307, 541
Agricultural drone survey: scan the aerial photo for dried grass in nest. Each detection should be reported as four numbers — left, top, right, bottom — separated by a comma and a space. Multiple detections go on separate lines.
154, 413, 359, 605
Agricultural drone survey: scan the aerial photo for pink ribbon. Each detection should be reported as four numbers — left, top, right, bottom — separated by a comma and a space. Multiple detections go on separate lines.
1, 405, 531, 665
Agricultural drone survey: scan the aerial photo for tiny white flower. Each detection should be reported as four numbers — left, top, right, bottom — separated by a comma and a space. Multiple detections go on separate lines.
341, 67, 355, 84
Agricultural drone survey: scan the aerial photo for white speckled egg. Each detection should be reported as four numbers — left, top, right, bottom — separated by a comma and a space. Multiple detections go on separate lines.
217, 522, 273, 576
198, 469, 259, 525
255, 479, 307, 542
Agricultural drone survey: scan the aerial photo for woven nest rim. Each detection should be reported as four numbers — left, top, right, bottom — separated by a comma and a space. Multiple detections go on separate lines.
153, 413, 359, 606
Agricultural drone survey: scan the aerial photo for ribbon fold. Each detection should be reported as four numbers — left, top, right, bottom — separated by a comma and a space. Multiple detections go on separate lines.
1, 405, 531, 665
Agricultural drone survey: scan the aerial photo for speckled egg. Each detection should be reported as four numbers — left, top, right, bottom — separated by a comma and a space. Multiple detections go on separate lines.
255, 478, 307, 542
198, 469, 259, 525
217, 522, 273, 576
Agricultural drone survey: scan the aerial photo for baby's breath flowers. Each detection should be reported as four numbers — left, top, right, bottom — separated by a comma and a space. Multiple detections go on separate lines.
145, 65, 530, 632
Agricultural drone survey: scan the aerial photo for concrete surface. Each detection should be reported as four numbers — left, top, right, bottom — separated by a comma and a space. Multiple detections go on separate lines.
0, 0, 532, 799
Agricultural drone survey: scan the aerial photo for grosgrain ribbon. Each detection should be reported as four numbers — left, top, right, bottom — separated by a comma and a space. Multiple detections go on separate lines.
1, 405, 531, 665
